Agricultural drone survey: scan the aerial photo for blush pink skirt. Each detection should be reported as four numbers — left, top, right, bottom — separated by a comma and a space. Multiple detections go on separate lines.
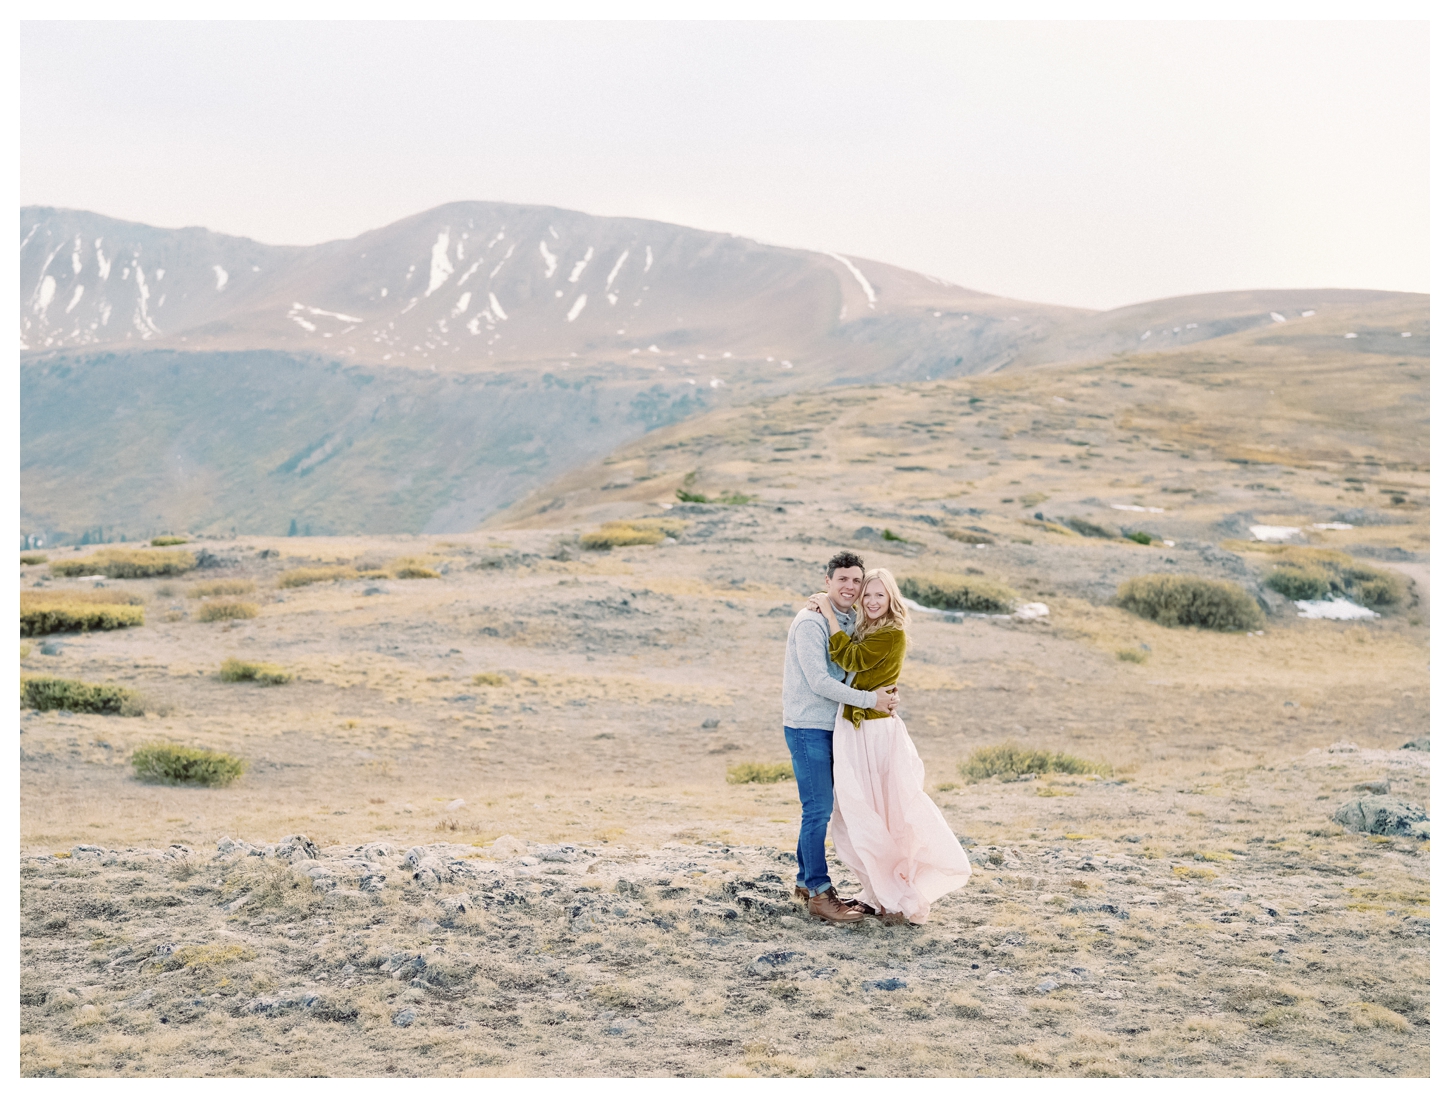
829, 708, 972, 924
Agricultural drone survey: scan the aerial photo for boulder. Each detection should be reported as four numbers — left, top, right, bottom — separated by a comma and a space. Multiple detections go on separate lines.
1402, 737, 1429, 752
491, 834, 527, 857
1333, 795, 1429, 839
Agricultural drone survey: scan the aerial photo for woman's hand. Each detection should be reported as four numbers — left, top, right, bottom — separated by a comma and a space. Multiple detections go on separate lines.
805, 593, 829, 615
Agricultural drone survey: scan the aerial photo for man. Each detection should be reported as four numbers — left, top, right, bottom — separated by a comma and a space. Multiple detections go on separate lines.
781, 550, 899, 924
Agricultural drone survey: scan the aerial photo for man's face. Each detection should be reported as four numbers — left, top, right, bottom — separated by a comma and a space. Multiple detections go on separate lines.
826, 566, 864, 610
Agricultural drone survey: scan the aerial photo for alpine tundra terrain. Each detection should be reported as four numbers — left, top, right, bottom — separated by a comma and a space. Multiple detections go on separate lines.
19, 293, 1428, 1076
18, 202, 1418, 540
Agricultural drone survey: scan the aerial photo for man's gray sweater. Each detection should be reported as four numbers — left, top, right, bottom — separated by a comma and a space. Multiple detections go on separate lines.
782, 605, 877, 730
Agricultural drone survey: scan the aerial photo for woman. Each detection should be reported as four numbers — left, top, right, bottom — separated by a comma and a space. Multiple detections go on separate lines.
806, 568, 972, 925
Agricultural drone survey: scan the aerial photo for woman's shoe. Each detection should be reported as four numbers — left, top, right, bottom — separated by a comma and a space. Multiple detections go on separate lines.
842, 897, 878, 915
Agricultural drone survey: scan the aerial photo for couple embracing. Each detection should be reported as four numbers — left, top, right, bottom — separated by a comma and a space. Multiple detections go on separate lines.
781, 551, 972, 926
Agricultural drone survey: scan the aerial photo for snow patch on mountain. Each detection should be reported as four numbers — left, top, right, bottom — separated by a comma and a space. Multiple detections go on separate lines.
825, 252, 876, 308
539, 241, 558, 278
568, 247, 594, 283
427, 231, 454, 296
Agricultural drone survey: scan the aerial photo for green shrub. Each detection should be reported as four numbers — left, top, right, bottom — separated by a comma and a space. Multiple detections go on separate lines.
50, 548, 196, 579
726, 761, 794, 784
1116, 647, 1148, 663
1127, 531, 1152, 545
1261, 549, 1403, 608
277, 566, 356, 588
1116, 574, 1263, 631
899, 572, 1020, 614
942, 528, 993, 545
959, 742, 1111, 782
676, 489, 709, 503
189, 579, 255, 598
20, 592, 145, 635
581, 522, 667, 550
881, 529, 907, 542
1265, 564, 1331, 601
20, 676, 143, 715
150, 535, 189, 546
196, 600, 258, 622
675, 489, 751, 506
132, 742, 246, 787
20, 553, 48, 566
219, 658, 291, 684
472, 672, 508, 687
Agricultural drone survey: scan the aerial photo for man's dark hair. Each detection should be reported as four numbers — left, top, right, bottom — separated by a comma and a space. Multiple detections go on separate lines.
826, 550, 866, 577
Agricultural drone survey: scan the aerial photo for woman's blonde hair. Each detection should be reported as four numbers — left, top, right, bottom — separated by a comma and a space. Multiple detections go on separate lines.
854, 567, 911, 641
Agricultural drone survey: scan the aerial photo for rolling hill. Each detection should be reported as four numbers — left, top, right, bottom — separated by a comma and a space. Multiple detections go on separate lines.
18, 202, 1424, 541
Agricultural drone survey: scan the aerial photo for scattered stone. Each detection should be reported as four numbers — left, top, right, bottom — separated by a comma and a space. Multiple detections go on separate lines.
444, 798, 466, 811
747, 951, 804, 978
1037, 979, 1059, 993
392, 1008, 416, 1027
491, 834, 526, 857
1402, 738, 1429, 752
275, 835, 320, 861
863, 978, 908, 991
221, 893, 251, 913
1333, 795, 1429, 839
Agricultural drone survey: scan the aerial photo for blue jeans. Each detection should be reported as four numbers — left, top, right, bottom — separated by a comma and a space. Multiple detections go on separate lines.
784, 725, 835, 896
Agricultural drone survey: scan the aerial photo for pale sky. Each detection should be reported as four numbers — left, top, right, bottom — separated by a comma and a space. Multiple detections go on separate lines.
19, 20, 1430, 310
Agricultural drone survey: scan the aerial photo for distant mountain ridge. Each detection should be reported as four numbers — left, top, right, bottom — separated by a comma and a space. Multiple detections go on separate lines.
19, 202, 1425, 543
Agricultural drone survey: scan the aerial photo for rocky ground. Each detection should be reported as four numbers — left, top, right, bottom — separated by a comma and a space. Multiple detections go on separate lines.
20, 734, 1429, 1077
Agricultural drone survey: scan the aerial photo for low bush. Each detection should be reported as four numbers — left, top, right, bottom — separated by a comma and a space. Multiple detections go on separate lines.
219, 658, 292, 684
726, 761, 794, 784
277, 565, 357, 588
899, 572, 1020, 614
472, 672, 509, 687
1065, 516, 1117, 539
150, 535, 189, 546
50, 548, 196, 579
20, 591, 146, 635
959, 743, 1111, 781
189, 579, 256, 598
132, 742, 246, 787
942, 527, 993, 545
20, 642, 32, 659
881, 529, 908, 542
1116, 647, 1148, 663
1116, 574, 1263, 631
1262, 548, 1404, 608
20, 553, 48, 566
20, 676, 143, 715
196, 600, 258, 622
675, 489, 752, 506
1126, 531, 1152, 545
389, 557, 441, 579
582, 522, 667, 550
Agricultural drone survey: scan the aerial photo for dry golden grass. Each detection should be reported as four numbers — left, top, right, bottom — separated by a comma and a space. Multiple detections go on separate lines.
278, 565, 358, 588
195, 600, 258, 622
20, 591, 146, 635
50, 548, 196, 579
188, 579, 256, 598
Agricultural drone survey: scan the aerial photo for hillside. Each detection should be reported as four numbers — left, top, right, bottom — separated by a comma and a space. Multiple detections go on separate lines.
18, 202, 1423, 542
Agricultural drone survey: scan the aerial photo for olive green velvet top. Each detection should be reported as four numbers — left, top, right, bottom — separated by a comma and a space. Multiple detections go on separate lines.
828, 627, 906, 727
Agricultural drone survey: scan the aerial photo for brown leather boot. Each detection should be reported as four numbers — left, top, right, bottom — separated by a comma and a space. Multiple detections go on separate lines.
807, 886, 865, 923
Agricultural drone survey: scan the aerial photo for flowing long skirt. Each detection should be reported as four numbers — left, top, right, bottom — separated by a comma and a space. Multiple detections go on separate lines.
829, 708, 972, 924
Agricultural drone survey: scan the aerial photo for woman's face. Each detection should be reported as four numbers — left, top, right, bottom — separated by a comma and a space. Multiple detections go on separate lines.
862, 578, 890, 621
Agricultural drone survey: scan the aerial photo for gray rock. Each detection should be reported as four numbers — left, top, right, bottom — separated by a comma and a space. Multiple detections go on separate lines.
391, 1008, 416, 1027
1352, 780, 1390, 795
1402, 737, 1429, 752
1333, 795, 1429, 839
359, 874, 386, 893
1037, 979, 1059, 993
746, 950, 804, 978
734, 890, 791, 917
853, 526, 878, 539
275, 835, 319, 861
862, 977, 908, 991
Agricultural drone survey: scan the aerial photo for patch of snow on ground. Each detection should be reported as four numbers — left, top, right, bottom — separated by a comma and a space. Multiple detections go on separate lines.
427, 231, 454, 295
1185, 322, 1197, 329
1250, 525, 1301, 541
709, 378, 724, 388
1344, 333, 1358, 339
824, 252, 876, 307
291, 316, 317, 332
213, 265, 229, 291
606, 250, 629, 288
548, 225, 559, 240
1301, 310, 1315, 317
1401, 332, 1413, 337
452, 292, 472, 317
457, 259, 483, 286
71, 241, 83, 273
644, 246, 653, 272
1296, 598, 1378, 621
1112, 504, 1165, 513
566, 295, 588, 322
568, 247, 594, 282
65, 285, 84, 313
539, 242, 558, 278
1270, 312, 1285, 323
1140, 330, 1152, 340
34, 275, 56, 314
1312, 522, 1354, 531
95, 240, 110, 280
488, 293, 508, 321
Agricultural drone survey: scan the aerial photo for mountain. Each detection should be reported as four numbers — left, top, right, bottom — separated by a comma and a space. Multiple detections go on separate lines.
18, 202, 1422, 543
